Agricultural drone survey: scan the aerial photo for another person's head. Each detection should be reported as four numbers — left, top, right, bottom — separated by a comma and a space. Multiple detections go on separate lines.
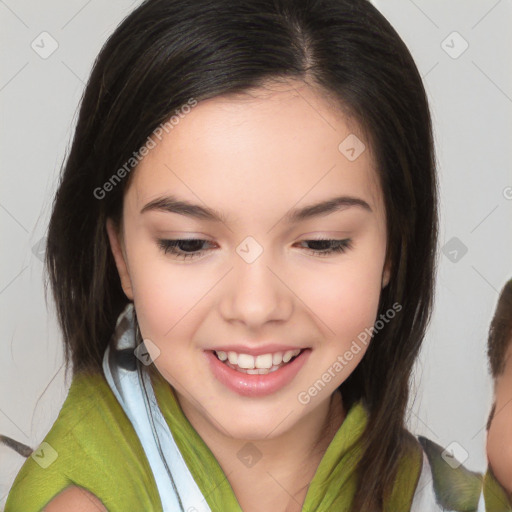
487, 279, 512, 493
44, 0, 437, 509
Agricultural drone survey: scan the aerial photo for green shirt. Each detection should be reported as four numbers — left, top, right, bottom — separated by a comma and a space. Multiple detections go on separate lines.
4, 368, 512, 511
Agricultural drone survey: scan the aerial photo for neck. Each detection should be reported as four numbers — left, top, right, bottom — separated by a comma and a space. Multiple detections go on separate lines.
177, 390, 346, 512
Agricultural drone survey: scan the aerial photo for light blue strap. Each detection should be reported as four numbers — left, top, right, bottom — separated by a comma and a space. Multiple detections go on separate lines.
102, 303, 212, 512
476, 488, 486, 512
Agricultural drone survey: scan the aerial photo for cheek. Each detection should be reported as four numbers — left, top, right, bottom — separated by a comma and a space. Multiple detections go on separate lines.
487, 402, 512, 493
306, 274, 379, 322
297, 251, 384, 336
126, 243, 206, 341
487, 374, 512, 493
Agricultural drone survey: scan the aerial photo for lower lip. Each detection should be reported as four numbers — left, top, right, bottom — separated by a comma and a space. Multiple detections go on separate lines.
205, 349, 311, 397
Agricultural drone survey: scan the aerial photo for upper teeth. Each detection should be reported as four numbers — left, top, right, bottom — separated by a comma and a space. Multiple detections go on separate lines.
215, 349, 301, 369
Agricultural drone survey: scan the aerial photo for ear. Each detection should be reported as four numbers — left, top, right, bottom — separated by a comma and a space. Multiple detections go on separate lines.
106, 217, 134, 300
382, 256, 391, 289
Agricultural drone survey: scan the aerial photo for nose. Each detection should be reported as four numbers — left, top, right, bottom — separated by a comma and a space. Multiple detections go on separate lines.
218, 243, 293, 329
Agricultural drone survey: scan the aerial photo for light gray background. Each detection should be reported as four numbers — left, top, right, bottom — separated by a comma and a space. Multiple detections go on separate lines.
1, 0, 511, 507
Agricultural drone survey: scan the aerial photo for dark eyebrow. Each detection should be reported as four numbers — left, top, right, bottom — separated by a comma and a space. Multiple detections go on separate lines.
140, 196, 229, 222
140, 194, 372, 223
284, 195, 372, 223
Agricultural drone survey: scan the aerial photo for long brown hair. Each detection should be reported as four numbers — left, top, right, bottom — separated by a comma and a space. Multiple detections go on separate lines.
43, 0, 438, 509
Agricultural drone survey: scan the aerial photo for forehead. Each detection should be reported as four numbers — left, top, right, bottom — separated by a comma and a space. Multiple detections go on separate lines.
126, 81, 383, 222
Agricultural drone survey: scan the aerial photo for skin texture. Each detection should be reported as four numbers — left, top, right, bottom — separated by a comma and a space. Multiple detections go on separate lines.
43, 485, 107, 511
487, 342, 512, 496
105, 80, 391, 511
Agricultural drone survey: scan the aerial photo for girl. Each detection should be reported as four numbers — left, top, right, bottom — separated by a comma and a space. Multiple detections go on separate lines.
4, 0, 510, 510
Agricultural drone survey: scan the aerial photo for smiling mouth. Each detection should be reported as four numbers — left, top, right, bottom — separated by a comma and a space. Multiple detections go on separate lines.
211, 349, 306, 375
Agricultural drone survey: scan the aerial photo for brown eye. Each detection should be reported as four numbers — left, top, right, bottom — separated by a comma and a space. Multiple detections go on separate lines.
157, 239, 213, 260
297, 239, 352, 257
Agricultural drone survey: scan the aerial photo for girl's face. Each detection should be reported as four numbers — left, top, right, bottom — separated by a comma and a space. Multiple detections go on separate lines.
107, 81, 390, 441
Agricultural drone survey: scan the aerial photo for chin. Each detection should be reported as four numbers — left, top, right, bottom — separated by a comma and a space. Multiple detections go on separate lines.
219, 408, 295, 441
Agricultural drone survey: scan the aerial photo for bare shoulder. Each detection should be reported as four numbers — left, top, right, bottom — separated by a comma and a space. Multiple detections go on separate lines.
43, 485, 107, 511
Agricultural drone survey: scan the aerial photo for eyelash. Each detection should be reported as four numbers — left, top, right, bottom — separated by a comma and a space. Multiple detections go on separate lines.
156, 238, 353, 260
